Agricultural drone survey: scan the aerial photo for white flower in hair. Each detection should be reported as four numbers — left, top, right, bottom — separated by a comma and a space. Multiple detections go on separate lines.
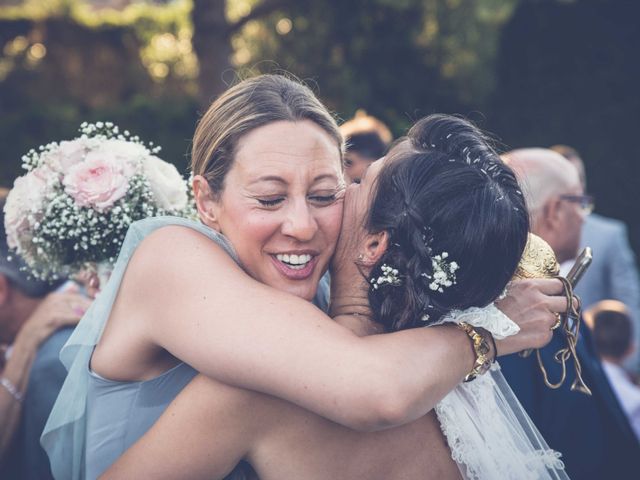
421, 251, 459, 293
370, 264, 402, 290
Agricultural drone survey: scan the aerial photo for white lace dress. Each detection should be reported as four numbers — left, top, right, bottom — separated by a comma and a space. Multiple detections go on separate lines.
434, 305, 569, 480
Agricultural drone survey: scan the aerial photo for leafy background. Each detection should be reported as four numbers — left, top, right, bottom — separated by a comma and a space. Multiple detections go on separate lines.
1, 0, 638, 261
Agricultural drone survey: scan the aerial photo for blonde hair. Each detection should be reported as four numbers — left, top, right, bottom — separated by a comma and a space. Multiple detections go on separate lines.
339, 109, 393, 144
192, 75, 343, 197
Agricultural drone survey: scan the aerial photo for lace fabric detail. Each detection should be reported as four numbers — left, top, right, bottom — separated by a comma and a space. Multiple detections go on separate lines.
433, 305, 568, 480
436, 303, 519, 339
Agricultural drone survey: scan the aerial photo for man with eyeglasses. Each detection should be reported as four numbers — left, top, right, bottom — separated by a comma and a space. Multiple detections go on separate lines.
552, 144, 640, 375
499, 148, 640, 480
505, 148, 590, 265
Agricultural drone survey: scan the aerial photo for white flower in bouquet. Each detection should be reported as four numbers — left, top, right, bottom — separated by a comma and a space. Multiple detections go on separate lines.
3, 122, 196, 281
4, 166, 53, 252
142, 155, 188, 211
43, 138, 90, 173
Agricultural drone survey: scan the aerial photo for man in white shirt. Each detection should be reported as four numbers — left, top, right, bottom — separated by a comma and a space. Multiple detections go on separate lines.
587, 299, 640, 441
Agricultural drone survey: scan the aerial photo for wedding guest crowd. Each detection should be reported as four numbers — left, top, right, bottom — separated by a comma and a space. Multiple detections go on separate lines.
500, 148, 640, 479
0, 197, 91, 479
552, 145, 640, 372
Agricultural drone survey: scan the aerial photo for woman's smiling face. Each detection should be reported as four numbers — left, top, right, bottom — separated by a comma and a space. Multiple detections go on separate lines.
208, 120, 345, 301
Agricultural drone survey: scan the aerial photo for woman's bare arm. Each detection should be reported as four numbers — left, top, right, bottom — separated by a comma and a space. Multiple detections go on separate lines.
102, 375, 264, 480
107, 226, 560, 431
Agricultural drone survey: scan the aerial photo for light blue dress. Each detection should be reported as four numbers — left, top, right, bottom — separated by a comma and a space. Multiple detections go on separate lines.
84, 363, 198, 479
41, 216, 330, 479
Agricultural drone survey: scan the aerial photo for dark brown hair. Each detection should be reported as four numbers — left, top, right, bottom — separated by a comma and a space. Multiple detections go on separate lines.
593, 308, 633, 359
367, 115, 529, 331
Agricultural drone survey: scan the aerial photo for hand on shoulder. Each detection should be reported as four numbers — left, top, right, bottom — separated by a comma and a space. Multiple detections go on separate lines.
16, 290, 91, 350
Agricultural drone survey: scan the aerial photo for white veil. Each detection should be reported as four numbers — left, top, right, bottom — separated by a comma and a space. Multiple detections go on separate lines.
434, 304, 569, 479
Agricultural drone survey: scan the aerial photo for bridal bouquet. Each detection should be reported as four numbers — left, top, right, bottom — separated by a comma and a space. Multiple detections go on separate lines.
4, 122, 195, 281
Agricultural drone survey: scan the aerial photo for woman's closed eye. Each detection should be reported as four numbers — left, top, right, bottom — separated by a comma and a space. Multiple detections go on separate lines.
255, 192, 340, 208
308, 193, 338, 205
257, 197, 285, 207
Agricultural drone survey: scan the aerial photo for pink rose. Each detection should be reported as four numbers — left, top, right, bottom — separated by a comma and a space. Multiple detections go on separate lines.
43, 139, 89, 173
63, 152, 131, 212
4, 168, 50, 250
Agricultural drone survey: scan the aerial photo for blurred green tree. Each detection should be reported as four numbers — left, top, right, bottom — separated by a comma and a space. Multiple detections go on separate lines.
192, 0, 286, 105
1, 0, 517, 187
1, 0, 638, 259
0, 0, 198, 184
492, 0, 640, 260
204, 0, 516, 131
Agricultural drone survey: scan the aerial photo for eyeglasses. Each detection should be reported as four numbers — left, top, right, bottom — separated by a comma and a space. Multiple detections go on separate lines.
559, 194, 595, 215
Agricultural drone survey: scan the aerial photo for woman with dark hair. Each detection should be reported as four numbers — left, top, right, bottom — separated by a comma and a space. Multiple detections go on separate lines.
362, 115, 529, 330
104, 115, 568, 479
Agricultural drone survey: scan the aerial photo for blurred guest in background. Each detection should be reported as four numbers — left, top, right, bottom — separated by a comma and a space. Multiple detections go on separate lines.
500, 148, 640, 480
585, 299, 640, 441
552, 144, 640, 372
339, 109, 392, 183
0, 197, 91, 480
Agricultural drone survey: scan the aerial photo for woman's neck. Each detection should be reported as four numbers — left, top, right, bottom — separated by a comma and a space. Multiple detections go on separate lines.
329, 266, 383, 337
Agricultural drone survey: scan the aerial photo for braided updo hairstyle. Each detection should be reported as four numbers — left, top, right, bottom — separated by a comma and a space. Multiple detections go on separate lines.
367, 114, 529, 332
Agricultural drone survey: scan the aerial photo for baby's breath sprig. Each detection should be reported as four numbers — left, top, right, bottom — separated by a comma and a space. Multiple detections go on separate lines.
421, 252, 459, 293
78, 121, 162, 155
370, 264, 402, 290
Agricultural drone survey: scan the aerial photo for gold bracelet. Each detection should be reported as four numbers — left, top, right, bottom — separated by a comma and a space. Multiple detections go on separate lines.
458, 322, 494, 382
